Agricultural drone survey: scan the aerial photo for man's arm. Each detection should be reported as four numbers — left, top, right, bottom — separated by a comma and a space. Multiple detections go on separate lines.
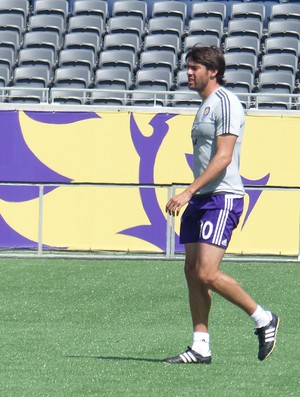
165, 134, 237, 216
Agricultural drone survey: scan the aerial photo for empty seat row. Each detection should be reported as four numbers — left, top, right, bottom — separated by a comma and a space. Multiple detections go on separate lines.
2, 49, 298, 85
2, 21, 298, 60
1, 13, 300, 54
2, 1, 300, 28
0, 60, 298, 109
3, 32, 299, 78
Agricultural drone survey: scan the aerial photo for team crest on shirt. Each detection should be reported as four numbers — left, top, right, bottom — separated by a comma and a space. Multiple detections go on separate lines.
202, 106, 211, 118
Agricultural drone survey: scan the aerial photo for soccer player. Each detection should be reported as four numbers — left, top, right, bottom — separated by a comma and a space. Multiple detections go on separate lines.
164, 46, 279, 364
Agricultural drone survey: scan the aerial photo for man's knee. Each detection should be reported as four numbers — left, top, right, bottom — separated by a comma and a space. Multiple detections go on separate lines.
197, 265, 218, 288
184, 260, 216, 288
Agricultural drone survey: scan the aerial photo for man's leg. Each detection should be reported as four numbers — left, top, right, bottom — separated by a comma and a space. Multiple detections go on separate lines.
195, 242, 257, 316
195, 242, 279, 362
162, 243, 213, 364
184, 242, 211, 333
163, 242, 279, 363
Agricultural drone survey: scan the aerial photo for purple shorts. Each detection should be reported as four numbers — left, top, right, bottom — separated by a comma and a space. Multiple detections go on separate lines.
180, 194, 244, 248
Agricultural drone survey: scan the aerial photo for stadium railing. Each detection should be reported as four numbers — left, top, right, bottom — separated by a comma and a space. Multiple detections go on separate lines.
0, 181, 299, 262
1, 87, 300, 110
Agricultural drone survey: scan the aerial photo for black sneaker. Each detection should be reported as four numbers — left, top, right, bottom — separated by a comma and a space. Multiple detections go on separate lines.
255, 313, 280, 361
162, 347, 212, 364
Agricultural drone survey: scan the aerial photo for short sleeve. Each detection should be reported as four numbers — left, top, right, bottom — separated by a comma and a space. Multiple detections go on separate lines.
214, 91, 245, 137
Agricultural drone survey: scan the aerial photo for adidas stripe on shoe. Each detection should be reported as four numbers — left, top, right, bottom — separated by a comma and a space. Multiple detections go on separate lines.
255, 313, 280, 361
162, 347, 212, 364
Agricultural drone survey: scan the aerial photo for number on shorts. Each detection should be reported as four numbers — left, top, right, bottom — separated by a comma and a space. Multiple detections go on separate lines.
200, 220, 213, 240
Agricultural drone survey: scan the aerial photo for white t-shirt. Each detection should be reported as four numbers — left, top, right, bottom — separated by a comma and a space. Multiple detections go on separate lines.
191, 86, 245, 196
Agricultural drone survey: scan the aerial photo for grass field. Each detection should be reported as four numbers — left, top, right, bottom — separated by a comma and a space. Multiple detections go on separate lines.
0, 257, 299, 397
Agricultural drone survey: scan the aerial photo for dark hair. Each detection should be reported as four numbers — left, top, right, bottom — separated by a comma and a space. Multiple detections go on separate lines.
186, 46, 226, 86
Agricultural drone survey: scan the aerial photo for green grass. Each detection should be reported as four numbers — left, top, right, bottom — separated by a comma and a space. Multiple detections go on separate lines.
0, 258, 299, 397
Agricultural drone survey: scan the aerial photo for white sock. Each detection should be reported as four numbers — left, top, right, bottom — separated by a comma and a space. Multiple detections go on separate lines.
250, 305, 272, 328
191, 332, 211, 357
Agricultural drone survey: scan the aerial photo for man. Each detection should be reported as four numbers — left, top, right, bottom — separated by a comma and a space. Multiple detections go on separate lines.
164, 46, 279, 364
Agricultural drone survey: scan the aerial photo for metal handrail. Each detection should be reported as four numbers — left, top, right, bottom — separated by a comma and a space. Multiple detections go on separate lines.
0, 87, 299, 109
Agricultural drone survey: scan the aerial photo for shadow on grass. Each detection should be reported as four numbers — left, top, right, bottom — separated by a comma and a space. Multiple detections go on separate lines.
65, 355, 162, 363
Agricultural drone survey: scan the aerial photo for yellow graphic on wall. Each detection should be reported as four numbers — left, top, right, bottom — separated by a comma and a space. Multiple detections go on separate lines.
0, 110, 299, 255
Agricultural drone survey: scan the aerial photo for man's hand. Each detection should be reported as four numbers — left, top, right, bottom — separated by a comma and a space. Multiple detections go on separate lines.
165, 189, 193, 216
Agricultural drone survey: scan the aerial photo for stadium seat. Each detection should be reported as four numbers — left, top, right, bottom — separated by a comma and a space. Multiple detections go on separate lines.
0, 31, 21, 54
264, 36, 299, 57
13, 65, 52, 87
224, 69, 255, 94
18, 47, 56, 70
63, 32, 101, 54
227, 19, 263, 39
72, 0, 108, 21
131, 68, 173, 106
58, 48, 96, 71
183, 35, 220, 53
135, 68, 173, 90
106, 16, 145, 39
103, 33, 140, 55
94, 68, 132, 90
68, 15, 104, 36
98, 49, 136, 72
147, 17, 184, 37
22, 31, 62, 56
223, 36, 261, 56
256, 70, 295, 109
28, 14, 66, 36
191, 2, 226, 22
112, 1, 147, 20
151, 1, 187, 22
91, 65, 132, 105
267, 20, 300, 40
260, 53, 298, 74
269, 3, 300, 21
0, 14, 26, 35
0, 0, 29, 20
139, 50, 177, 73
90, 67, 132, 105
224, 52, 257, 74
32, 0, 69, 20
230, 2, 265, 23
51, 66, 92, 104
143, 34, 181, 54
224, 70, 255, 109
258, 70, 295, 93
188, 18, 223, 39
54, 66, 92, 88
